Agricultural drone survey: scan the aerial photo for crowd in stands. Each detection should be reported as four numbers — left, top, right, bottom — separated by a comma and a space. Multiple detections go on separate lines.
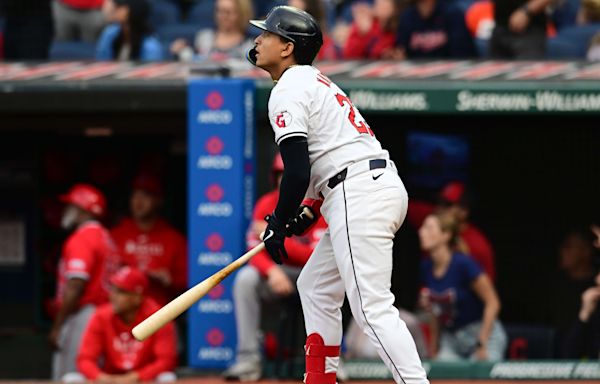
1, 0, 600, 61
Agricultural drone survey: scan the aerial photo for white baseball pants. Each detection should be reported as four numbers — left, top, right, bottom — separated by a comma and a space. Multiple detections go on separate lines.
297, 159, 429, 384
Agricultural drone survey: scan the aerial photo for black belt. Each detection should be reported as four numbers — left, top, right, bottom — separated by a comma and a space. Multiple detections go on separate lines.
327, 159, 387, 190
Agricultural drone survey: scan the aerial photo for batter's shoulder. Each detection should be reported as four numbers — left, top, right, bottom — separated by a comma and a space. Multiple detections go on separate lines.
273, 66, 319, 94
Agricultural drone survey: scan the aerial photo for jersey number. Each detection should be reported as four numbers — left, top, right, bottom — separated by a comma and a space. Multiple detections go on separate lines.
335, 93, 374, 136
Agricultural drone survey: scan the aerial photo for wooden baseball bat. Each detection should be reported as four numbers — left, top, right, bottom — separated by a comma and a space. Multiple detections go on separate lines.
131, 207, 314, 341
132, 242, 265, 341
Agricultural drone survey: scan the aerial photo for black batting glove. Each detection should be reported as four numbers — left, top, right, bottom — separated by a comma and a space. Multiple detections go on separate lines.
263, 213, 288, 264
286, 205, 317, 237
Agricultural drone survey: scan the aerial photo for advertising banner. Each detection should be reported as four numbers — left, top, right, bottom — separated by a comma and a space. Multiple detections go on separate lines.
187, 78, 255, 369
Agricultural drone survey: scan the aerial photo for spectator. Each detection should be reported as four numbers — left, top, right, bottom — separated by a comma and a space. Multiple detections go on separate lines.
394, 0, 476, 59
50, 184, 119, 381
111, 173, 187, 306
465, 0, 494, 39
222, 153, 328, 381
74, 266, 177, 382
52, 0, 106, 43
554, 0, 600, 57
418, 211, 506, 361
96, 0, 163, 61
342, 0, 404, 59
289, 0, 340, 60
170, 0, 254, 62
563, 270, 600, 358
550, 228, 597, 354
489, 0, 553, 58
1, 0, 53, 59
407, 181, 497, 282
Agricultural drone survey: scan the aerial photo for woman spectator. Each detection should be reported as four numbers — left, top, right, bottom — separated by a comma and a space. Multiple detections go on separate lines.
343, 0, 404, 59
418, 211, 507, 361
288, 0, 340, 60
170, 0, 253, 62
96, 0, 163, 61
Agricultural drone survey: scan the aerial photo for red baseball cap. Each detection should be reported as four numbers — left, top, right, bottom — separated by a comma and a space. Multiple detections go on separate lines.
132, 173, 163, 197
59, 183, 106, 217
110, 266, 148, 294
439, 181, 467, 206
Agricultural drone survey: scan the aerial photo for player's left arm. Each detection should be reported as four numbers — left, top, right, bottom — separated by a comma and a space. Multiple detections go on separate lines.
170, 233, 188, 293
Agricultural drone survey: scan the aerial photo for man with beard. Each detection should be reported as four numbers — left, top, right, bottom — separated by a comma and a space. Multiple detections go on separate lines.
50, 183, 119, 381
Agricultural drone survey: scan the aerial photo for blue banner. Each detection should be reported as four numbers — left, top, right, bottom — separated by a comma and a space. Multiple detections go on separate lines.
187, 79, 255, 369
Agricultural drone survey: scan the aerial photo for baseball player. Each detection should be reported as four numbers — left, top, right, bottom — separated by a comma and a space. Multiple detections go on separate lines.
247, 6, 429, 384
111, 173, 188, 306
50, 184, 119, 381
75, 266, 177, 383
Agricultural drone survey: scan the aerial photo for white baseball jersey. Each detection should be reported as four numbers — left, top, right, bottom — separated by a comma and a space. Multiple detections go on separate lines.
268, 65, 390, 198
267, 66, 429, 384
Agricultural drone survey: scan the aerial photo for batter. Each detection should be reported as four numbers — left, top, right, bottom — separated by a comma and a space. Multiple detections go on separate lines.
247, 6, 429, 384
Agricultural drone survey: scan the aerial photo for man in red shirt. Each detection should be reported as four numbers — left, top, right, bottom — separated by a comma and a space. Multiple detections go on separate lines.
50, 183, 119, 381
407, 181, 496, 281
223, 153, 327, 381
76, 266, 178, 382
111, 174, 188, 306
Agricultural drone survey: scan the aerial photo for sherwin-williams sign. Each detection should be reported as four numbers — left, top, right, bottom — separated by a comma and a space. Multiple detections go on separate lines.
187, 79, 255, 369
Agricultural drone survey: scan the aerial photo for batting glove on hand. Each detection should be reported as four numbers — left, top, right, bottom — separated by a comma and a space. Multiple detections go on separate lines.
263, 213, 288, 264
286, 205, 317, 237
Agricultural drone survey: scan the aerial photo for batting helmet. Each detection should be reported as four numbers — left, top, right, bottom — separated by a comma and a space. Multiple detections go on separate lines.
60, 183, 107, 217
247, 6, 323, 66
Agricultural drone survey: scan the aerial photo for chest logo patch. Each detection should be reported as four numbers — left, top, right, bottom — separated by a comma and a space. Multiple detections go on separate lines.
275, 111, 292, 128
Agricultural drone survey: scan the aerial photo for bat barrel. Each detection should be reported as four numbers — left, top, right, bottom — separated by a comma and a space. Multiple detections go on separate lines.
131, 242, 265, 341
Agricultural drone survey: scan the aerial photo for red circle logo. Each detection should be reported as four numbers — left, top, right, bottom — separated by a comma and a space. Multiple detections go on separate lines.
205, 233, 224, 251
208, 284, 225, 299
205, 136, 224, 155
206, 328, 225, 346
205, 91, 224, 110
205, 184, 224, 202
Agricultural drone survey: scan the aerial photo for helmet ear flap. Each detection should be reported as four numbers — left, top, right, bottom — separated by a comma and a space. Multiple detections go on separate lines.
246, 46, 258, 66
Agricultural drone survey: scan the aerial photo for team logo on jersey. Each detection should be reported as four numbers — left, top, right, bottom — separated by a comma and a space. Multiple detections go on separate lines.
275, 111, 292, 128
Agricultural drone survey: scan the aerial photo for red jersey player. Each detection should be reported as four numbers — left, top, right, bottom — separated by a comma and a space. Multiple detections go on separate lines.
111, 174, 187, 306
76, 266, 177, 382
50, 184, 119, 381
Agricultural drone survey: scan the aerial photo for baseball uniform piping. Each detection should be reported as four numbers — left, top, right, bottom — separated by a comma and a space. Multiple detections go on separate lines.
342, 182, 407, 384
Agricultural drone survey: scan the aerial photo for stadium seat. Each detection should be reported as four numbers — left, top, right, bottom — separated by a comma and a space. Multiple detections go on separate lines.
49, 41, 97, 60
149, 0, 181, 29
504, 323, 556, 359
546, 24, 600, 59
186, 0, 216, 30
